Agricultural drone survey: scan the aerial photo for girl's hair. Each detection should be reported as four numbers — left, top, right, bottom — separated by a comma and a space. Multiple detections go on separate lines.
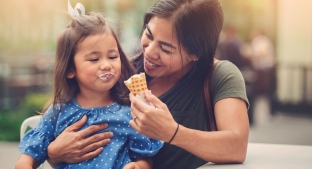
132, 0, 224, 75
43, 12, 134, 114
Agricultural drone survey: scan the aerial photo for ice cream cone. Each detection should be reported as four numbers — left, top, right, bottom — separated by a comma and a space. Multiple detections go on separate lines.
124, 72, 150, 104
124, 72, 148, 95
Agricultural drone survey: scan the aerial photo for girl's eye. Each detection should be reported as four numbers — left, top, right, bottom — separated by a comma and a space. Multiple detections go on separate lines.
109, 55, 118, 59
89, 58, 99, 62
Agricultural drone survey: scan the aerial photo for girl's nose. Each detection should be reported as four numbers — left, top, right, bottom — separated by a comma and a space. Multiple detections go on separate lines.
100, 61, 111, 70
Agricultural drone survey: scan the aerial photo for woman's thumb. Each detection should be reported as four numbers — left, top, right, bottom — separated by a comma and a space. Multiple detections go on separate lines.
66, 115, 87, 132
145, 90, 162, 108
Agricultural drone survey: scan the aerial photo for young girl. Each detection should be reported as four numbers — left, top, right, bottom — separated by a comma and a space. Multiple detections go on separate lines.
15, 12, 162, 169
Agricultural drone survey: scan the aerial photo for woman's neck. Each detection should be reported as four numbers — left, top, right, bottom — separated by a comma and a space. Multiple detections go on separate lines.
148, 61, 195, 97
75, 91, 114, 108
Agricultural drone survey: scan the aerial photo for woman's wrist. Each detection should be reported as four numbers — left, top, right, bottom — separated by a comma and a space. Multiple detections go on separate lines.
46, 157, 58, 168
167, 123, 179, 144
47, 143, 61, 167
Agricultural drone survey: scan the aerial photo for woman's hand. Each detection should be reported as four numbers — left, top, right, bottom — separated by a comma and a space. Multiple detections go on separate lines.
129, 91, 177, 143
47, 115, 113, 167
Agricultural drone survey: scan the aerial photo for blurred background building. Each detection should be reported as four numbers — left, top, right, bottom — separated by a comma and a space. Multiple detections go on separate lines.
0, 0, 311, 145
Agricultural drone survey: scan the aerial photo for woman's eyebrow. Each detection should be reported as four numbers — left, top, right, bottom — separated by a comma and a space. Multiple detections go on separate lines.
145, 24, 152, 34
146, 24, 176, 49
146, 25, 153, 36
159, 41, 176, 49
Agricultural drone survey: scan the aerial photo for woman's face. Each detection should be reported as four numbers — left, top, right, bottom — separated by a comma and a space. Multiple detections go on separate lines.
141, 16, 196, 79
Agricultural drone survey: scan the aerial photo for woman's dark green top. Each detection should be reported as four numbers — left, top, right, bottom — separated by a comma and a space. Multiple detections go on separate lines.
133, 58, 249, 169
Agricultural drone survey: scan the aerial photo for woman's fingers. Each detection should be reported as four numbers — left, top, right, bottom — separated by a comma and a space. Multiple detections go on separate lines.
64, 115, 87, 132
144, 90, 167, 110
129, 91, 177, 141
47, 115, 114, 165
129, 93, 147, 119
78, 122, 110, 138
74, 147, 104, 162
83, 131, 113, 148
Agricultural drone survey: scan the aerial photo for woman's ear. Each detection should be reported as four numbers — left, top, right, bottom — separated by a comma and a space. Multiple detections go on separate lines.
191, 55, 199, 61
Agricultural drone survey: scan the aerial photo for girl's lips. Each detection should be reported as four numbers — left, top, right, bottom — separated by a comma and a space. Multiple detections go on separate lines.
98, 73, 114, 81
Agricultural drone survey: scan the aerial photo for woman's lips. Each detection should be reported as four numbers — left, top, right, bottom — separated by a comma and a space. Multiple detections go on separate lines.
98, 73, 114, 81
145, 60, 159, 70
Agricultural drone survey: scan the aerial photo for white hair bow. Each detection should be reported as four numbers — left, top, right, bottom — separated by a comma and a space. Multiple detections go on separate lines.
68, 0, 85, 16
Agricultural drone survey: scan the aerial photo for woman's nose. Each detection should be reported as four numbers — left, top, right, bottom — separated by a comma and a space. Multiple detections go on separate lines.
143, 42, 159, 60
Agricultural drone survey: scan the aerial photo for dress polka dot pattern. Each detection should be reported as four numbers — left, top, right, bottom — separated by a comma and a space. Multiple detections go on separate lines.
18, 99, 163, 169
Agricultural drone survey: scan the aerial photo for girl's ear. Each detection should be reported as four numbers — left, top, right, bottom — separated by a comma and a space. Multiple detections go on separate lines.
67, 71, 75, 79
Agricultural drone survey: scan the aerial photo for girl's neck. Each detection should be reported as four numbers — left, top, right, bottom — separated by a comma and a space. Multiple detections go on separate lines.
75, 91, 114, 108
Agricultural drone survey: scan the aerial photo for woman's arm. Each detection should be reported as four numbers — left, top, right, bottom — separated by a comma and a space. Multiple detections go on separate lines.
15, 154, 40, 169
129, 91, 249, 164
47, 115, 114, 167
123, 158, 153, 169
170, 98, 249, 163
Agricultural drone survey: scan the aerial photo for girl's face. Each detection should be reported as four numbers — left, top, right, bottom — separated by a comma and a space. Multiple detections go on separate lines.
68, 32, 121, 95
141, 16, 197, 79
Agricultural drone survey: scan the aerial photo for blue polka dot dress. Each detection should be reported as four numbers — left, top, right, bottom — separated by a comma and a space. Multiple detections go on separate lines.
18, 99, 163, 169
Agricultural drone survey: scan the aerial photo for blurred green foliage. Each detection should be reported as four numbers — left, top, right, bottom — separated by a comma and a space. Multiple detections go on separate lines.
0, 92, 50, 142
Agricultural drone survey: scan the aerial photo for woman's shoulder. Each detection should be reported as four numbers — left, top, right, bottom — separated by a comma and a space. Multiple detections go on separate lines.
211, 60, 249, 106
213, 60, 244, 81
215, 60, 240, 72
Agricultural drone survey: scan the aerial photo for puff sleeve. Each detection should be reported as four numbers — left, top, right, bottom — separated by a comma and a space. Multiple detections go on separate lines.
18, 105, 58, 164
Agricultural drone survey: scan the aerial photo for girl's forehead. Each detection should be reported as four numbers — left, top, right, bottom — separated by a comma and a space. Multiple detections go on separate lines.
76, 33, 118, 53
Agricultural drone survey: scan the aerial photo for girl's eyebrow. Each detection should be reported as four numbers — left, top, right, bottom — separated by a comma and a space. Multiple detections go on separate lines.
108, 49, 119, 53
84, 51, 100, 57
84, 49, 119, 57
146, 25, 176, 49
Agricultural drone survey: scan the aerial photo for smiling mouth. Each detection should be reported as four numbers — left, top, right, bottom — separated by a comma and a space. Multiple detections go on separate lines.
146, 60, 157, 67
98, 73, 114, 81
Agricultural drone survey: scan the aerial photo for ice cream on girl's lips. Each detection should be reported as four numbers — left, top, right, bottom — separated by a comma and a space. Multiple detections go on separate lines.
98, 72, 114, 81
124, 72, 152, 105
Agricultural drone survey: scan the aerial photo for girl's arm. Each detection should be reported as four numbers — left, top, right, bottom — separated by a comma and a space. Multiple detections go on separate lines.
129, 91, 249, 164
15, 154, 40, 169
123, 158, 153, 169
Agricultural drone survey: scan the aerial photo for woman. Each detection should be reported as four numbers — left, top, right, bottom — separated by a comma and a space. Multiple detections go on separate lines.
47, 0, 249, 168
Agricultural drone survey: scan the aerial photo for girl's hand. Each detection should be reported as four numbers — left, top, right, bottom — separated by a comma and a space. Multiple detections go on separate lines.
123, 158, 152, 169
47, 115, 113, 167
123, 162, 142, 169
129, 91, 177, 143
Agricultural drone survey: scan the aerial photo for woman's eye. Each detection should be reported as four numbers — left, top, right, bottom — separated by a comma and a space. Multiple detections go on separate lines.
145, 33, 153, 40
161, 46, 171, 54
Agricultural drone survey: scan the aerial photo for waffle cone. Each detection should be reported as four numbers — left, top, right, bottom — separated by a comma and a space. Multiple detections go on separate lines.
124, 72, 148, 95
